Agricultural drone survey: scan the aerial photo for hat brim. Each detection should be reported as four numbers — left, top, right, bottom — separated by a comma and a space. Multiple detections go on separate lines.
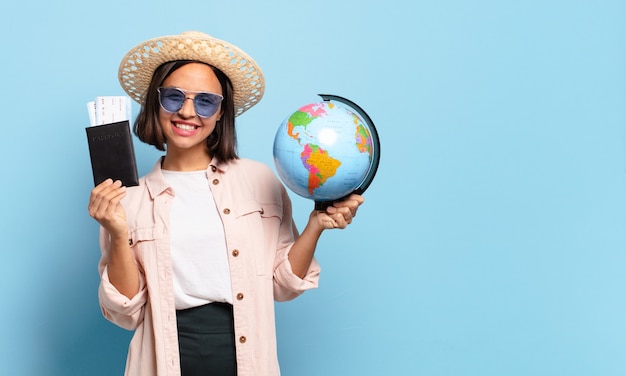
118, 31, 264, 117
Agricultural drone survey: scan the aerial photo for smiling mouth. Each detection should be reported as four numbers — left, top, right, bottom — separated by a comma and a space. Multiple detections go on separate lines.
174, 123, 198, 131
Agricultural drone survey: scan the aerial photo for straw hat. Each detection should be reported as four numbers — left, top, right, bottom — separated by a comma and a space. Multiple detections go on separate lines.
118, 31, 265, 117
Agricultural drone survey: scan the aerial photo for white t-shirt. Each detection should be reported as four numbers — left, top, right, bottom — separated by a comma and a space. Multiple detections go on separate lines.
162, 169, 232, 310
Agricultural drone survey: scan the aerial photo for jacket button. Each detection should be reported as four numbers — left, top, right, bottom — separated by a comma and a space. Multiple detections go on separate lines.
212, 179, 219, 185
211, 166, 217, 172
236, 293, 244, 300
223, 208, 230, 214
239, 336, 247, 343
232, 249, 239, 257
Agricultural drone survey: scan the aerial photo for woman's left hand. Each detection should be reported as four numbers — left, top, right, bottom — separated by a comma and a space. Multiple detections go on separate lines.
315, 194, 365, 230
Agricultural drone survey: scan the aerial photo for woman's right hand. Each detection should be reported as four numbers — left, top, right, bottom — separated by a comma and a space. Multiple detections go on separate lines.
88, 179, 128, 237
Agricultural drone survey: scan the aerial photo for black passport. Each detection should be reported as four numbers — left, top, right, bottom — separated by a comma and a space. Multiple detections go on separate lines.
85, 120, 139, 187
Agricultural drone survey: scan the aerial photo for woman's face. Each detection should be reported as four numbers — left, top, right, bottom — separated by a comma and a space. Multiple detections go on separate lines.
158, 62, 223, 157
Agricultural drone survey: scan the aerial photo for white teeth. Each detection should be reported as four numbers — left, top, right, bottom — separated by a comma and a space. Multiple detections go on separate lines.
175, 123, 196, 131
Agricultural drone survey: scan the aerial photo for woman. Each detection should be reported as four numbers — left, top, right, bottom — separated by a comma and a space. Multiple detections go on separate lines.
88, 31, 364, 376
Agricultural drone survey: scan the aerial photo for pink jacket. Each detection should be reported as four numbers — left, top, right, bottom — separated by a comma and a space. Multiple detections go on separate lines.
97, 158, 321, 375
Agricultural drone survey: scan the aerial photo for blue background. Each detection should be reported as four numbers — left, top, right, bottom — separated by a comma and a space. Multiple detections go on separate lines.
1, 1, 625, 375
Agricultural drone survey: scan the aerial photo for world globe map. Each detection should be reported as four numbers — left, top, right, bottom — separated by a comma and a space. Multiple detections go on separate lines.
273, 97, 379, 207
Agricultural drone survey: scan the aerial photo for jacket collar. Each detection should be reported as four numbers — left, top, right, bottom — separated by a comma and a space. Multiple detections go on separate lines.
144, 157, 170, 199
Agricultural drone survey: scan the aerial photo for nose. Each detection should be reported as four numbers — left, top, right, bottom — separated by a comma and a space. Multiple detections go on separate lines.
178, 96, 196, 118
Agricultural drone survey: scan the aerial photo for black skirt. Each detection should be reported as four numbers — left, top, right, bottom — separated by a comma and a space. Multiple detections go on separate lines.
176, 302, 237, 376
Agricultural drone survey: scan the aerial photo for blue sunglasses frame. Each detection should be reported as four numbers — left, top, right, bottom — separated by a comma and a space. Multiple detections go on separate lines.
157, 87, 224, 118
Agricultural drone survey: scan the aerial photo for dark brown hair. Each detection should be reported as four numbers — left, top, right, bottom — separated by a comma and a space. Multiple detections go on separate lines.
133, 60, 238, 164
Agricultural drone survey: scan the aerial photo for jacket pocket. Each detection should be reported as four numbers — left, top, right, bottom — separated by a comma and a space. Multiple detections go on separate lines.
129, 227, 157, 246
235, 199, 283, 276
128, 226, 157, 267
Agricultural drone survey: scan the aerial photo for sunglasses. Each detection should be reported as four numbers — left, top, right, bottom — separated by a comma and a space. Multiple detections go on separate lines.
157, 87, 224, 118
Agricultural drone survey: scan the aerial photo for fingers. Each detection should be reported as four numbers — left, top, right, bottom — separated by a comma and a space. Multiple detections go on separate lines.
88, 179, 126, 220
334, 194, 364, 209
325, 195, 364, 229
328, 194, 364, 220
320, 214, 338, 230
332, 211, 350, 228
310, 194, 366, 231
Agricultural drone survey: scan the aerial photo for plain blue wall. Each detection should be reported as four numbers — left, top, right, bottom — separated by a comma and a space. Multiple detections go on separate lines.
1, 1, 625, 375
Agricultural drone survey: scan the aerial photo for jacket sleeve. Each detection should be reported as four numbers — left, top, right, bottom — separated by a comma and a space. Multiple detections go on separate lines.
271, 181, 321, 302
97, 227, 148, 330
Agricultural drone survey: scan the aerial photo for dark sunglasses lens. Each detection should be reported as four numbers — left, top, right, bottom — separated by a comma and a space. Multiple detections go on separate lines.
159, 88, 185, 112
194, 93, 221, 117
